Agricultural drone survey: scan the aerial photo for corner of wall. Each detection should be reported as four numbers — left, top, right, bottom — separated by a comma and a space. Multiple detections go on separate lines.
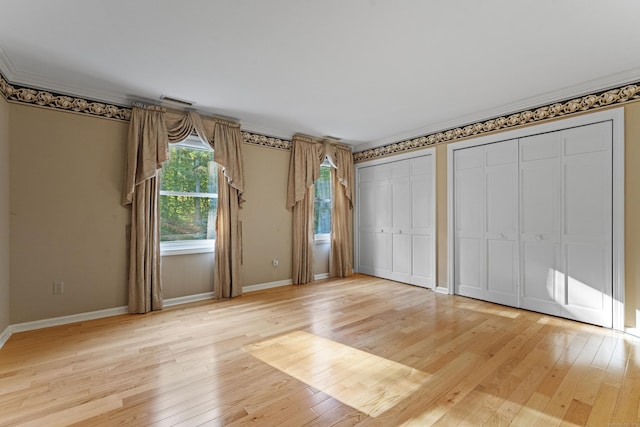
0, 92, 10, 337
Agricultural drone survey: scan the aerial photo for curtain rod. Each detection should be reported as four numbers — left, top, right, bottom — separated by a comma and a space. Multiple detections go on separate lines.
293, 133, 352, 151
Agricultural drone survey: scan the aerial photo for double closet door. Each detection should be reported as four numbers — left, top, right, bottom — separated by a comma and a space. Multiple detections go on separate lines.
454, 121, 613, 327
357, 154, 435, 288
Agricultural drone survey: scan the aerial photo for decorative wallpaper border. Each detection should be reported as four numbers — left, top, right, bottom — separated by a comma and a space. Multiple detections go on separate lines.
354, 83, 640, 162
0, 73, 132, 121
2, 69, 640, 158
241, 131, 291, 150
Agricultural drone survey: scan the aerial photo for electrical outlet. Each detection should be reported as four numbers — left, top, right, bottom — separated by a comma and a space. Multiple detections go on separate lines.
53, 282, 64, 295
272, 259, 279, 267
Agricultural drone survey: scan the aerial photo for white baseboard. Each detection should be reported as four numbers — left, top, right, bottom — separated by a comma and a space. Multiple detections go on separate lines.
314, 273, 330, 280
435, 286, 450, 294
243, 279, 292, 293
625, 327, 640, 338
164, 292, 214, 307
0, 325, 11, 349
10, 306, 129, 335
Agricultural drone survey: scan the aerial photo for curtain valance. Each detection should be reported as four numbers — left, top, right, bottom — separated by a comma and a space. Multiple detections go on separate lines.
123, 105, 245, 207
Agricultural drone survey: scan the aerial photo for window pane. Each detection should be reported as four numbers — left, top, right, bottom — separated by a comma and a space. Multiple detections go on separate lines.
159, 143, 218, 242
314, 166, 331, 235
160, 196, 217, 241
160, 145, 217, 193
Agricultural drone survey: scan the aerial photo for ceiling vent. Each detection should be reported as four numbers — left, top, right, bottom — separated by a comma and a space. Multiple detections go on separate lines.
160, 95, 194, 106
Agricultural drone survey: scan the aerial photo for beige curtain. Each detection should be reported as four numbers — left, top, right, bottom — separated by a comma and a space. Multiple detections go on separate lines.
123, 106, 245, 313
286, 135, 325, 284
287, 135, 354, 284
122, 106, 168, 313
329, 146, 354, 277
212, 120, 245, 297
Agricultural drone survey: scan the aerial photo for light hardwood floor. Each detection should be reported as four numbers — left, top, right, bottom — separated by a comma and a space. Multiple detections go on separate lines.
0, 274, 638, 426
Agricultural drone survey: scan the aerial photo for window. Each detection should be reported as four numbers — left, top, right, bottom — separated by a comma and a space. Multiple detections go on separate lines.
159, 137, 217, 255
314, 162, 332, 241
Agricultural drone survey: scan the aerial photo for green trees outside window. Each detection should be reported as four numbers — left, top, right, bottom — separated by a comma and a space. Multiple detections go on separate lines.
160, 143, 218, 242
314, 165, 331, 235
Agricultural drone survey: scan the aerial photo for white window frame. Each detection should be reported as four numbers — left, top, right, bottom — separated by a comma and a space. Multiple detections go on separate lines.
314, 159, 333, 244
160, 135, 217, 256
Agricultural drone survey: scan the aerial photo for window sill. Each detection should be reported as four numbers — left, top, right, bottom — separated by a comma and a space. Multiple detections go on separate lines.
314, 234, 330, 245
161, 241, 215, 256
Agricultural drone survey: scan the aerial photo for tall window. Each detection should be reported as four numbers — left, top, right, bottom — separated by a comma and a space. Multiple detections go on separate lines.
159, 137, 217, 253
314, 162, 332, 239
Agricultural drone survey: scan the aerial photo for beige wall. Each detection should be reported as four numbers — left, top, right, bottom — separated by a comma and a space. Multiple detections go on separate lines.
0, 96, 9, 332
625, 102, 640, 327
9, 105, 130, 323
162, 253, 214, 299
240, 143, 293, 285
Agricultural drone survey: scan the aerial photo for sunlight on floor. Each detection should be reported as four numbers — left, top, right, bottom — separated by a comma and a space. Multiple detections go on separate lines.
244, 330, 430, 417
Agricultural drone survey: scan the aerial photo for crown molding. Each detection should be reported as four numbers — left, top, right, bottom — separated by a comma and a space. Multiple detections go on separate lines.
354, 80, 640, 163
356, 67, 640, 154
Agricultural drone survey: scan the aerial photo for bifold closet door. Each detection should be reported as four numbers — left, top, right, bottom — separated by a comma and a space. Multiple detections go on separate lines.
357, 154, 435, 288
391, 160, 411, 283
357, 163, 392, 278
410, 155, 435, 288
520, 122, 612, 327
454, 139, 519, 305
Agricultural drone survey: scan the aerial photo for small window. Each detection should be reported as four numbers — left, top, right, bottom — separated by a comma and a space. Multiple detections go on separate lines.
314, 162, 332, 240
159, 137, 217, 254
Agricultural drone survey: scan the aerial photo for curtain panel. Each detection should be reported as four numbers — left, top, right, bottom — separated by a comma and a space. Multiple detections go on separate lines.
123, 105, 245, 313
329, 146, 354, 277
286, 135, 354, 284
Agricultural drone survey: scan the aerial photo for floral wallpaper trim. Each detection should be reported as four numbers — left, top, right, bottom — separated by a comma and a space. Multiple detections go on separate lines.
0, 73, 132, 121
241, 131, 291, 150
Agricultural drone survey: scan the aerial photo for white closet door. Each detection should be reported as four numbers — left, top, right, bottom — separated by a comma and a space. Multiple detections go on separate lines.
454, 146, 485, 300
560, 122, 612, 327
520, 132, 562, 317
454, 140, 519, 304
519, 122, 613, 327
410, 155, 435, 288
357, 164, 392, 277
484, 140, 519, 306
356, 152, 436, 287
391, 160, 411, 282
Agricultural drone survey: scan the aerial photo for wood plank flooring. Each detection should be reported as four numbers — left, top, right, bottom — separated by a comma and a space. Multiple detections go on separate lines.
0, 274, 638, 426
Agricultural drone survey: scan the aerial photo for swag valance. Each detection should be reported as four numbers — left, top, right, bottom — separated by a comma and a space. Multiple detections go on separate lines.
122, 105, 245, 314
123, 106, 244, 206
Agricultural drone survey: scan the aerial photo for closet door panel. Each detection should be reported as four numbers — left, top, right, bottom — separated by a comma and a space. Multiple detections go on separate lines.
358, 232, 375, 275
456, 237, 483, 299
486, 240, 518, 304
392, 233, 411, 280
484, 140, 518, 305
411, 234, 432, 286
565, 244, 608, 309
454, 146, 484, 298
410, 155, 434, 287
521, 241, 561, 315
560, 121, 612, 327
519, 133, 562, 316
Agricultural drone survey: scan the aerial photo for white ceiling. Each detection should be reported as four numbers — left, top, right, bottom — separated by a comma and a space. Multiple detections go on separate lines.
1, 0, 640, 150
